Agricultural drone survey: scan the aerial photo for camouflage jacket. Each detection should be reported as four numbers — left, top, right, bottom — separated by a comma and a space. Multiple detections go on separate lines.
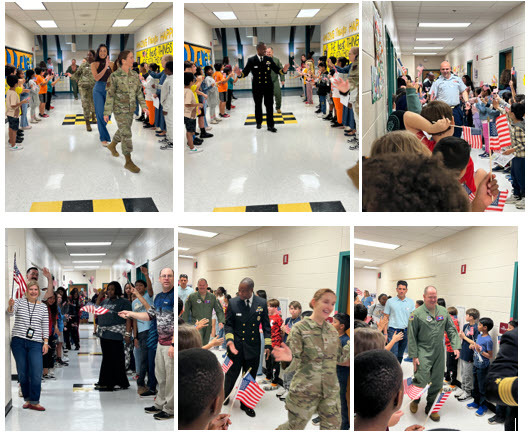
72, 61, 95, 88
286, 317, 350, 396
104, 68, 147, 116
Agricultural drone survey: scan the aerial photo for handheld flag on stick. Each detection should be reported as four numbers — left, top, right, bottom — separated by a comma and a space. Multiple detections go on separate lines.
462, 126, 483, 149
221, 355, 234, 374
403, 378, 431, 400
80, 304, 109, 315
355, 288, 362, 297
423, 390, 452, 426
226, 367, 252, 412
126, 259, 135, 266
235, 372, 265, 409
397, 58, 407, 75
69, 280, 73, 285
465, 183, 508, 212
13, 253, 28, 299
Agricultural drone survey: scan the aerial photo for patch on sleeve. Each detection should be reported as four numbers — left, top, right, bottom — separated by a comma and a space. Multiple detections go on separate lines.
409, 313, 415, 321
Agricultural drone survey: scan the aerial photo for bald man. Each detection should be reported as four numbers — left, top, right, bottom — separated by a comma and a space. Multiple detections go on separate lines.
430, 61, 468, 137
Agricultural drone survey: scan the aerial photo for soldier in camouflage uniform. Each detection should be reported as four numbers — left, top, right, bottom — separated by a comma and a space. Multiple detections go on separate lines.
182, 278, 225, 346
273, 288, 350, 430
70, 50, 96, 131
408, 286, 461, 422
103, 50, 148, 174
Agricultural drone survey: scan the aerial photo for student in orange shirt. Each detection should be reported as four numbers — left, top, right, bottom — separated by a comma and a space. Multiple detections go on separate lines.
35, 67, 51, 118
213, 63, 232, 118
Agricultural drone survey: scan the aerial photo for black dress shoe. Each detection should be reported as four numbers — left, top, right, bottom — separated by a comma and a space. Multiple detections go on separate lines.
256, 124, 262, 129
267, 127, 277, 133
240, 404, 256, 417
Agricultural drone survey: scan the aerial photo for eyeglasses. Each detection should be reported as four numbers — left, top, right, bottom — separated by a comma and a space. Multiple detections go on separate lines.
179, 274, 188, 279
160, 274, 173, 279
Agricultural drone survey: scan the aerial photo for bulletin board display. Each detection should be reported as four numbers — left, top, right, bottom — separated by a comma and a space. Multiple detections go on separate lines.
184, 42, 212, 67
5, 46, 33, 71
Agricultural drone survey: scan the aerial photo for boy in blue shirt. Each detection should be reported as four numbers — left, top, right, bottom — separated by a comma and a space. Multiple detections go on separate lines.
465, 317, 493, 416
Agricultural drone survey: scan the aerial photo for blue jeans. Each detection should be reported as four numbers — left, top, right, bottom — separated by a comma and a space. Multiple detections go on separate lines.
216, 322, 226, 350
11, 337, 43, 404
147, 345, 158, 391
342, 104, 349, 126
388, 327, 408, 363
319, 95, 327, 114
452, 105, 464, 138
20, 101, 29, 127
136, 331, 149, 387
472, 364, 488, 406
134, 101, 139, 116
93, 81, 111, 142
346, 106, 355, 130
203, 100, 209, 128
511, 157, 525, 197
338, 368, 350, 429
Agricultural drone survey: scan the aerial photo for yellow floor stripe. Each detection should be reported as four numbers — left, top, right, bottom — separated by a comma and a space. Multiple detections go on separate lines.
278, 202, 312, 212
29, 201, 63, 212
213, 206, 247, 212
93, 199, 127, 212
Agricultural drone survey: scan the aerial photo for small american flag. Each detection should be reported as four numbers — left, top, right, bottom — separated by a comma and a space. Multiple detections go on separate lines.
235, 373, 265, 409
80, 304, 109, 315
122, 271, 127, 278
126, 259, 135, 266
403, 377, 429, 400
397, 58, 407, 75
221, 355, 233, 374
467, 186, 508, 212
13, 256, 28, 299
89, 276, 94, 284
431, 390, 452, 413
69, 280, 73, 285
489, 115, 511, 150
355, 288, 362, 297
462, 126, 483, 149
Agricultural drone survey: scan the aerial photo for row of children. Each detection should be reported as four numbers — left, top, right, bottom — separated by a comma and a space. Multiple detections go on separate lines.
5, 65, 59, 150
293, 48, 359, 150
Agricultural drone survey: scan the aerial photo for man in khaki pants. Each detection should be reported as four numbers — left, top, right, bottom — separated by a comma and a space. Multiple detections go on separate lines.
119, 268, 174, 420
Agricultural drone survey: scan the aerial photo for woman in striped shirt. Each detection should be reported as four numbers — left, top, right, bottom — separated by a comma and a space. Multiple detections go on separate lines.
7, 280, 49, 411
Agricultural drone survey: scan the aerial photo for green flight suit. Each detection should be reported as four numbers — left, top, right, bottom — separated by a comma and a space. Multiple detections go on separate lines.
277, 318, 350, 430
408, 304, 461, 411
183, 292, 225, 346
270, 56, 284, 111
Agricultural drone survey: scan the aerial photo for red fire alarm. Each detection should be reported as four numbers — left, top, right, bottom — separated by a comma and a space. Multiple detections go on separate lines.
378, 272, 381, 279
194, 261, 198, 269
461, 264, 466, 274
283, 254, 289, 265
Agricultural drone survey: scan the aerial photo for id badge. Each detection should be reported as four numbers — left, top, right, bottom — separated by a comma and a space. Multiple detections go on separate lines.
26, 327, 35, 339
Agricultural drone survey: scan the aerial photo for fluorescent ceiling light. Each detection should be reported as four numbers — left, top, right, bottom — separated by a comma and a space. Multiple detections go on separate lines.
419, 23, 470, 28
297, 9, 320, 18
416, 38, 453, 41
72, 261, 103, 264
63, 269, 74, 272
213, 11, 237, 20
179, 255, 195, 259
413, 52, 438, 55
125, 1, 152, 8
178, 247, 190, 251
113, 19, 134, 27
66, 242, 112, 246
354, 238, 400, 250
36, 20, 57, 28
74, 266, 100, 269
354, 257, 374, 263
16, 1, 45, 10
364, 266, 380, 270
70, 253, 106, 256
414, 47, 443, 50
178, 227, 218, 238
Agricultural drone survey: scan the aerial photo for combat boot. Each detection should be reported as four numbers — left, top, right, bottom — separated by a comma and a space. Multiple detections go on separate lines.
85, 120, 92, 131
429, 412, 440, 422
106, 141, 119, 157
410, 401, 418, 414
124, 154, 140, 173
91, 113, 97, 123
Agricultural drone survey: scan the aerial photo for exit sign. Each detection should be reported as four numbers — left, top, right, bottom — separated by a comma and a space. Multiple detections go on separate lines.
283, 254, 289, 265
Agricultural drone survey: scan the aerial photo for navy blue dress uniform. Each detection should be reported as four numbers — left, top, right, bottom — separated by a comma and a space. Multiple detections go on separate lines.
224, 295, 271, 407
486, 328, 518, 431
239, 55, 284, 129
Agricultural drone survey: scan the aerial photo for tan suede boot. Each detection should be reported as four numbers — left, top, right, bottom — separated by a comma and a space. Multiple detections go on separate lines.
124, 154, 140, 173
429, 412, 440, 422
106, 141, 119, 157
410, 401, 418, 414
85, 120, 92, 131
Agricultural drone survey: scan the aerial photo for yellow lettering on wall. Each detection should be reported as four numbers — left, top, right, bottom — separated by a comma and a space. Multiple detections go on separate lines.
135, 41, 173, 69
323, 33, 359, 60
136, 27, 173, 50
322, 19, 360, 43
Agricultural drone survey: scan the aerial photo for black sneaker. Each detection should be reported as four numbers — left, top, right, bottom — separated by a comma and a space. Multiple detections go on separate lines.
154, 411, 173, 420
488, 416, 504, 425
145, 406, 161, 414
312, 416, 321, 426
200, 132, 213, 138
143, 123, 154, 129
140, 389, 157, 397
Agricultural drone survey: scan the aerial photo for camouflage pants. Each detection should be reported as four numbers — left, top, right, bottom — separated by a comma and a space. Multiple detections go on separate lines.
113, 112, 134, 156
79, 85, 95, 120
276, 392, 340, 430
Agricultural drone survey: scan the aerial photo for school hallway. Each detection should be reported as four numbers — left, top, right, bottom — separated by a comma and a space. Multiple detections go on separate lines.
5, 95, 172, 212
6, 324, 173, 431
211, 347, 320, 430
395, 358, 504, 431
184, 92, 359, 212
